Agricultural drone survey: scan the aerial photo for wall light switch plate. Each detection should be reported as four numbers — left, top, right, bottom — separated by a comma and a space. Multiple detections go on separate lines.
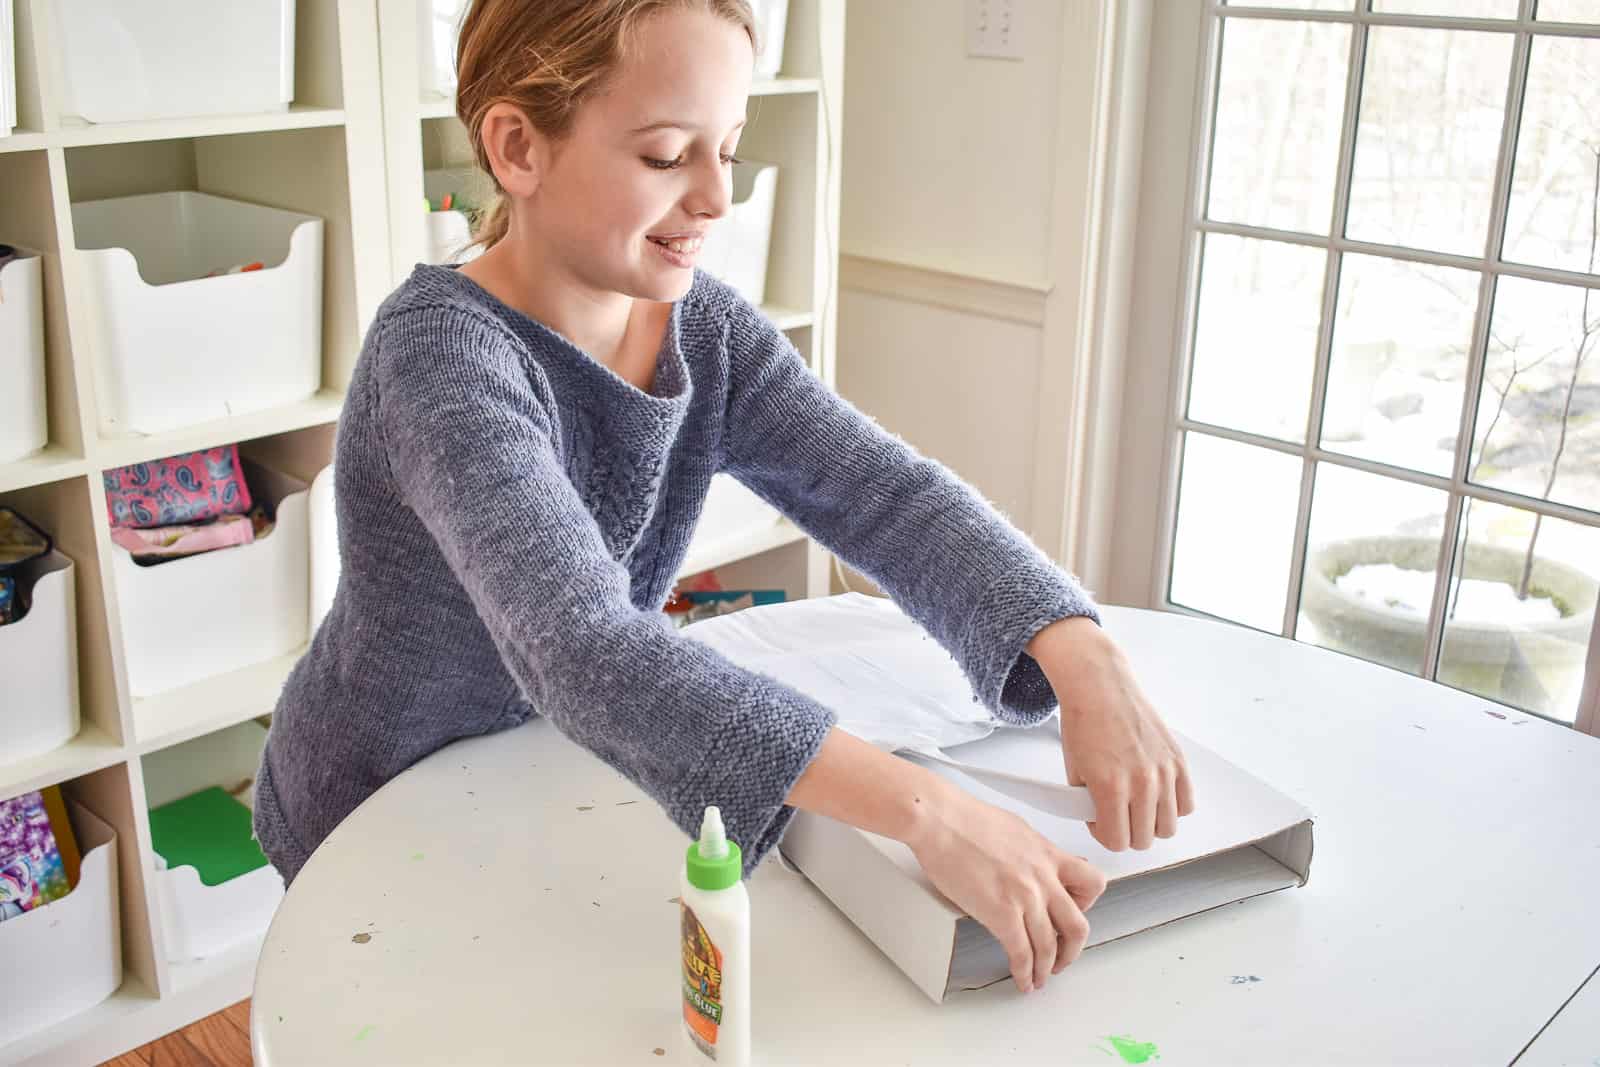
967, 0, 1022, 60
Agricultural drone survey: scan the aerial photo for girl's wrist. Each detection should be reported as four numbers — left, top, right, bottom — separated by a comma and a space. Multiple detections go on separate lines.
1029, 616, 1120, 699
787, 727, 960, 850
896, 766, 960, 854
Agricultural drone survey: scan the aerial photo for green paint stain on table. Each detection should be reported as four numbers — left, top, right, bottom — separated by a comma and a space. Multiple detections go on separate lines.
1104, 1035, 1161, 1063
355, 1025, 375, 1042
411, 852, 424, 861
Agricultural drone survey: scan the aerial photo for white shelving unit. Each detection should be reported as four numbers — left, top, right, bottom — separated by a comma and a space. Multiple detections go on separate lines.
0, 1, 842, 1063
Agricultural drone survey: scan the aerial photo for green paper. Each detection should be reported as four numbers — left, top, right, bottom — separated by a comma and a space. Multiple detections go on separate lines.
149, 787, 269, 887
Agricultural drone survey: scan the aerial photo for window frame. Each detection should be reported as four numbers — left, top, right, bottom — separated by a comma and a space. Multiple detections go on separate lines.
1123, 0, 1600, 734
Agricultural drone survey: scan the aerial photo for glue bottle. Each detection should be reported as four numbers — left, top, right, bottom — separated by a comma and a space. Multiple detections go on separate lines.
680, 805, 750, 1065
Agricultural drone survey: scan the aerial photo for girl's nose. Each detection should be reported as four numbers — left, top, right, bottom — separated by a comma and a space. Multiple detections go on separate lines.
685, 157, 732, 221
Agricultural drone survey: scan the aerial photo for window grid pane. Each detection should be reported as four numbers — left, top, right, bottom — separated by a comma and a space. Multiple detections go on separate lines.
1344, 26, 1515, 258
1206, 18, 1350, 235
1179, 7, 1600, 726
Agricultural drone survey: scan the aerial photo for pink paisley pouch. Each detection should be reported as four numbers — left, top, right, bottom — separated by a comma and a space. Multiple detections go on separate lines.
104, 446, 253, 530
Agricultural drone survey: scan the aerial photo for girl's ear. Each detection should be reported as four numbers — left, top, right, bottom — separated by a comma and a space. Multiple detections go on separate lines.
479, 101, 549, 199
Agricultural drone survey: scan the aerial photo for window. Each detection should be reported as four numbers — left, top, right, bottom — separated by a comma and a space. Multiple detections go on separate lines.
1154, 0, 1600, 728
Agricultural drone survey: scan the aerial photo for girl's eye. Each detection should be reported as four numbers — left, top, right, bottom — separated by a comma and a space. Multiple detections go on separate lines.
644, 154, 744, 170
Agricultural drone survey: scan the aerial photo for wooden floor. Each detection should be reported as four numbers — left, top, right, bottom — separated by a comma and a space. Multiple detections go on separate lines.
100, 1000, 252, 1067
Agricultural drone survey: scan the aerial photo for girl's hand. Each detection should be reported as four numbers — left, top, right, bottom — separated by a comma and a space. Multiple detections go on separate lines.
1028, 617, 1196, 851
907, 780, 1107, 992
787, 728, 1107, 993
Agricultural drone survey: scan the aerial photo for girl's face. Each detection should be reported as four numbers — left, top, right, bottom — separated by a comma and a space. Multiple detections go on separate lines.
529, 8, 754, 303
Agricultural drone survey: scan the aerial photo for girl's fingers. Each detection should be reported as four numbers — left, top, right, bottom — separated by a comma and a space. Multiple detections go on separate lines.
1061, 856, 1108, 912
1026, 899, 1058, 990
1176, 756, 1198, 817
1047, 886, 1091, 973
997, 911, 1035, 993
1156, 764, 1180, 839
1089, 780, 1131, 852
1130, 770, 1157, 850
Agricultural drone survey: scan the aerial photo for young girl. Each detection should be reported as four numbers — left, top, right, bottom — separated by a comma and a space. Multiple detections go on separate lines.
254, 0, 1195, 995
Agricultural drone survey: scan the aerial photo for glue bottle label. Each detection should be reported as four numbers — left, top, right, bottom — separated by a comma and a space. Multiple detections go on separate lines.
681, 902, 725, 1057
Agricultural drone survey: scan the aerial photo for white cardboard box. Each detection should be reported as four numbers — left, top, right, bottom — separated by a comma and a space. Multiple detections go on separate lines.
684, 593, 1315, 1004
781, 724, 1314, 1003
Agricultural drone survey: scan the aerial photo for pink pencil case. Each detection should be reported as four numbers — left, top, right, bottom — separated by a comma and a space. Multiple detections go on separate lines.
110, 512, 258, 560
104, 446, 253, 530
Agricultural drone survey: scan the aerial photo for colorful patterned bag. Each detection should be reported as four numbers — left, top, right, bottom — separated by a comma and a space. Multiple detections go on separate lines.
104, 446, 253, 529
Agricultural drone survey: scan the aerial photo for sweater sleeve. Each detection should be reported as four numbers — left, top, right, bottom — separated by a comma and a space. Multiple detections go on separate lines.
374, 307, 834, 874
719, 297, 1100, 726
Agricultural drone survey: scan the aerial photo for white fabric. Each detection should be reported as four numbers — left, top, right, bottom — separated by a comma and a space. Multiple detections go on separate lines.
684, 593, 1097, 821
683, 592, 998, 754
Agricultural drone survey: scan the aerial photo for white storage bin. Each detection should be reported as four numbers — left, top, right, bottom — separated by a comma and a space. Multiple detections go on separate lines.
416, 0, 469, 101
424, 210, 475, 266
0, 551, 80, 766
146, 721, 285, 963
423, 166, 487, 265
688, 474, 780, 565
0, 244, 47, 461
698, 159, 778, 306
112, 460, 310, 698
751, 0, 790, 79
55, 0, 295, 124
72, 192, 324, 436
2, 0, 16, 137
154, 849, 283, 963
309, 463, 338, 633
0, 802, 122, 1046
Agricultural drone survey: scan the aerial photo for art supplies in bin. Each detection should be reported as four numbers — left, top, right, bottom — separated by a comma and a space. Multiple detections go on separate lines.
148, 786, 270, 888
664, 589, 785, 629
0, 505, 51, 625
424, 190, 479, 223
149, 783, 284, 961
423, 187, 485, 265
0, 786, 83, 922
104, 445, 277, 566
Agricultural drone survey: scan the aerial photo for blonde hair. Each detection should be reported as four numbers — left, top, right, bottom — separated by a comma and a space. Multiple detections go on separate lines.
455, 0, 759, 250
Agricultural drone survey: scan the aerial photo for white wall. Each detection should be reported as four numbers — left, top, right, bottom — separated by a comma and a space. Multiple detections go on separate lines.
840, 0, 1067, 287
837, 289, 1044, 525
836, 0, 1111, 572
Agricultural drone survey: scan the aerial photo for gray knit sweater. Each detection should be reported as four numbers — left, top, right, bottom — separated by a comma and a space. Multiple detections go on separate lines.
254, 264, 1099, 884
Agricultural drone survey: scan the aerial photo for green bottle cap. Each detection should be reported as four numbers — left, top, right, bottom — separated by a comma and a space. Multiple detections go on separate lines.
685, 806, 742, 891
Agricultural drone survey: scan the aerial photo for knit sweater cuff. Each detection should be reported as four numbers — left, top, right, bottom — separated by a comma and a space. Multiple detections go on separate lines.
965, 553, 1102, 726
252, 754, 312, 887
670, 678, 836, 877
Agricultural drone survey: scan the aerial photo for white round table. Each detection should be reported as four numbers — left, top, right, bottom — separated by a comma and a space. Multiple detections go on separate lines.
252, 606, 1600, 1065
